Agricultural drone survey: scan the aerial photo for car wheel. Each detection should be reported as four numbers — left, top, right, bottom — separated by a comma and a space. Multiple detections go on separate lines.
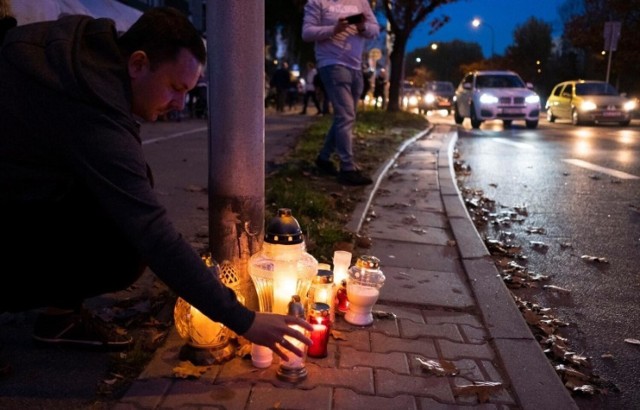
546, 109, 556, 122
470, 104, 481, 129
526, 120, 538, 129
503, 120, 512, 128
453, 104, 464, 124
571, 108, 582, 126
619, 120, 630, 126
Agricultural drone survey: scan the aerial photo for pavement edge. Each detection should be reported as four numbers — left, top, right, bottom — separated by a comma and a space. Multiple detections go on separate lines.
439, 128, 578, 410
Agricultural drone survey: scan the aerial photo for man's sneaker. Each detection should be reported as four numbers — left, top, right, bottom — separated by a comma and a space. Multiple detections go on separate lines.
32, 311, 133, 351
338, 170, 373, 186
315, 157, 338, 176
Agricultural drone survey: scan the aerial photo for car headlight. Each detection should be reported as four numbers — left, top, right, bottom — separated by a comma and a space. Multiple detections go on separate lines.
525, 95, 540, 104
580, 101, 597, 111
409, 96, 418, 106
623, 100, 637, 111
479, 93, 498, 104
424, 93, 435, 103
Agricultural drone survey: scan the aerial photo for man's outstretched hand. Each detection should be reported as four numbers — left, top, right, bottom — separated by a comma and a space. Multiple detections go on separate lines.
242, 312, 314, 361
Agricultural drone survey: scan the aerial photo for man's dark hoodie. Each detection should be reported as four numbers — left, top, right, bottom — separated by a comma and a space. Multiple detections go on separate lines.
0, 15, 254, 334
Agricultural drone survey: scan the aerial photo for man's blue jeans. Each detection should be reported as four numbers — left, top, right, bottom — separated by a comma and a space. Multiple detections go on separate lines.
318, 64, 363, 172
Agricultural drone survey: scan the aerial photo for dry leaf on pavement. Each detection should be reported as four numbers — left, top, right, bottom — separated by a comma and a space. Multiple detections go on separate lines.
173, 361, 211, 379
453, 381, 503, 403
416, 357, 458, 376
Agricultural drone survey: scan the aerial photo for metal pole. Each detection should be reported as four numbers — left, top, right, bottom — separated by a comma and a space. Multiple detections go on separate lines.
207, 1, 265, 310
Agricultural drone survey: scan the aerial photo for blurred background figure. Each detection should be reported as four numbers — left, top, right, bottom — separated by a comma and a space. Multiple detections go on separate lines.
374, 68, 387, 109
300, 61, 322, 115
269, 61, 291, 113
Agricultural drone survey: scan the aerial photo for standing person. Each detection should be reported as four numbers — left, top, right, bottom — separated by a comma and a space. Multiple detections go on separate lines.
0, 7, 311, 368
270, 61, 292, 113
302, 0, 380, 186
300, 61, 322, 115
360, 62, 373, 104
374, 68, 388, 109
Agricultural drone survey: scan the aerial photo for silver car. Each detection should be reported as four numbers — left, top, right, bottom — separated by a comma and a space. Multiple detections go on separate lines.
545, 80, 636, 126
454, 70, 541, 129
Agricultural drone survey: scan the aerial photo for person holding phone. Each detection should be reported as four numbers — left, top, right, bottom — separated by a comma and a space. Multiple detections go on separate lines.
302, 0, 380, 186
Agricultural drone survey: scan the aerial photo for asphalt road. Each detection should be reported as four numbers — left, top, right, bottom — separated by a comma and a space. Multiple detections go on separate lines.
432, 113, 640, 410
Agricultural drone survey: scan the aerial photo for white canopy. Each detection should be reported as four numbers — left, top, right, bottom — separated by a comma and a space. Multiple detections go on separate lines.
10, 0, 142, 33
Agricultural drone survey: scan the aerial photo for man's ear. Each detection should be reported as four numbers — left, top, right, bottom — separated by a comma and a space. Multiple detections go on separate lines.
128, 50, 150, 78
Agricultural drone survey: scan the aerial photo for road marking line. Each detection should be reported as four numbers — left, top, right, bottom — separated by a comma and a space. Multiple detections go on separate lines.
142, 127, 208, 145
490, 138, 536, 150
563, 158, 640, 180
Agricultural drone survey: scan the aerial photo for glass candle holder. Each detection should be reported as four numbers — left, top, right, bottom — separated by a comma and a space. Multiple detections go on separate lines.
307, 269, 335, 323
335, 279, 349, 315
345, 255, 385, 326
307, 302, 331, 358
277, 324, 308, 382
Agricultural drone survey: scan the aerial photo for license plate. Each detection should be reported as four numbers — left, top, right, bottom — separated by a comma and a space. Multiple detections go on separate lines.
502, 108, 523, 114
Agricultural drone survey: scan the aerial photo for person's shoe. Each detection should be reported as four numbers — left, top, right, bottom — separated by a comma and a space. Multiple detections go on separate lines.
315, 157, 338, 176
338, 170, 373, 186
32, 311, 133, 351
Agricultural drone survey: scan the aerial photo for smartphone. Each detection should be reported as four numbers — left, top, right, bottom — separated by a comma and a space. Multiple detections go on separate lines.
345, 13, 364, 25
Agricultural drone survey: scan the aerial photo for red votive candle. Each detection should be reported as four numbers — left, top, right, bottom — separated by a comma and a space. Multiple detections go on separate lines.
307, 303, 331, 358
336, 279, 349, 314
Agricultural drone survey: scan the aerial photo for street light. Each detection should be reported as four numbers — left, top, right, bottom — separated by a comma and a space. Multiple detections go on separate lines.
472, 18, 494, 58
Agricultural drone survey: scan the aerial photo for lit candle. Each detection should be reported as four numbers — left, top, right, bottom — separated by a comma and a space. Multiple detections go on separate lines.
280, 324, 307, 369
332, 250, 351, 285
189, 306, 224, 346
273, 260, 298, 314
307, 303, 330, 358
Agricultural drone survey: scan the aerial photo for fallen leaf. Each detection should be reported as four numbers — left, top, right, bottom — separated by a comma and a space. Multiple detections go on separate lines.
372, 310, 397, 320
581, 255, 609, 263
173, 361, 210, 379
453, 381, 503, 403
331, 329, 347, 340
416, 357, 458, 376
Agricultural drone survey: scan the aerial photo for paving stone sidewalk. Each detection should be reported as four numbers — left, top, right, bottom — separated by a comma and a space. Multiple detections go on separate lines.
114, 122, 577, 410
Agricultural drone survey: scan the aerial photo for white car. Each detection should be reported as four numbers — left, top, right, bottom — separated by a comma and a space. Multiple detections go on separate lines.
454, 70, 541, 129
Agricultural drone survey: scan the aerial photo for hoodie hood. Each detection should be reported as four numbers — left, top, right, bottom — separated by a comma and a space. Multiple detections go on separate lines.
1, 14, 131, 117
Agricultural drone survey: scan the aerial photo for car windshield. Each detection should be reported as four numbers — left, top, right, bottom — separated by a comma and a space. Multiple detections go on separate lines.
575, 82, 619, 96
475, 75, 525, 88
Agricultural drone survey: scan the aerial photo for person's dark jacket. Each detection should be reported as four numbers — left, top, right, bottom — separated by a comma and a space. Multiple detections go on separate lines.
0, 15, 254, 334
270, 67, 291, 91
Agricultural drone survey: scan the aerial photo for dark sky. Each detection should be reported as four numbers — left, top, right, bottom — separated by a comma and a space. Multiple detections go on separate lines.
407, 0, 564, 57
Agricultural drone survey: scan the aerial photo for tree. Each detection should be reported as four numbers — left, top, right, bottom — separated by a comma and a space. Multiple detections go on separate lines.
380, 0, 458, 111
503, 18, 554, 96
265, 0, 313, 74
562, 0, 640, 94
405, 40, 483, 85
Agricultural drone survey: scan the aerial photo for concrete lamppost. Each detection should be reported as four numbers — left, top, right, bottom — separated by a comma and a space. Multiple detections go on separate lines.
472, 18, 495, 58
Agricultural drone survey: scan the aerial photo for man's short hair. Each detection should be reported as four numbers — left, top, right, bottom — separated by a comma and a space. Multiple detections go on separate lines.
117, 7, 206, 69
